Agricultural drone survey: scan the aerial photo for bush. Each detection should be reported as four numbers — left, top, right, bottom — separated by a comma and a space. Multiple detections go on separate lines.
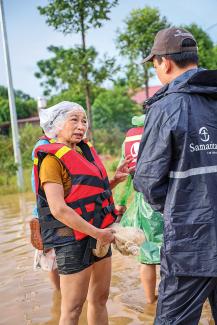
19, 124, 42, 168
0, 135, 18, 185
94, 127, 125, 156
93, 86, 141, 132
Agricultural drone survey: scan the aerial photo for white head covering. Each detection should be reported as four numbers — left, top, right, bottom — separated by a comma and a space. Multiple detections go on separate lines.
39, 101, 87, 138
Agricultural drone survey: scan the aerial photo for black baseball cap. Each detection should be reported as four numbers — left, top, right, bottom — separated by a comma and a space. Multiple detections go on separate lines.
143, 27, 198, 63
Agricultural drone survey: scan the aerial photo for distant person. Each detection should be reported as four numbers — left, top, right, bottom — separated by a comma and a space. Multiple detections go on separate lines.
115, 114, 163, 304
134, 27, 217, 324
33, 101, 130, 325
31, 134, 60, 290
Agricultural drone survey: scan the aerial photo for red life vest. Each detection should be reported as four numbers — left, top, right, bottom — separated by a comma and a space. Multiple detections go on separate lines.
124, 127, 143, 169
34, 140, 116, 247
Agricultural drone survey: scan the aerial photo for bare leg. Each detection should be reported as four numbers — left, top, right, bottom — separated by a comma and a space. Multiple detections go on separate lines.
48, 269, 60, 290
59, 266, 92, 325
87, 257, 111, 325
140, 264, 157, 304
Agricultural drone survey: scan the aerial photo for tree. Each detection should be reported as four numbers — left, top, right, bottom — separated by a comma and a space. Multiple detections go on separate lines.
117, 7, 170, 97
92, 86, 141, 132
0, 86, 37, 123
35, 45, 118, 97
0, 134, 18, 185
19, 124, 42, 168
38, 0, 118, 138
182, 23, 217, 69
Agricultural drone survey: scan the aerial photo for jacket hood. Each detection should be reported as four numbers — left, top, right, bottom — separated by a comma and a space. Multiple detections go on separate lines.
131, 114, 146, 126
145, 70, 217, 107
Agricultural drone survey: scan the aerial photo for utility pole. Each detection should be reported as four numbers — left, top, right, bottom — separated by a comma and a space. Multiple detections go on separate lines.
0, 0, 24, 189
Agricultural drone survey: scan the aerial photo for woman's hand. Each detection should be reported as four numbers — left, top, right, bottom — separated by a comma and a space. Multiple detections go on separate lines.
116, 205, 127, 215
110, 156, 133, 189
96, 228, 116, 245
115, 205, 127, 222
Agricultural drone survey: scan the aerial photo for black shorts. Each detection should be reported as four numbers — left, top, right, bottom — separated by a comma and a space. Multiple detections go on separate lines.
54, 237, 112, 275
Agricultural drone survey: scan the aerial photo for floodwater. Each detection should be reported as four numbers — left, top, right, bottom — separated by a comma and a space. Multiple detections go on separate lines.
0, 193, 214, 325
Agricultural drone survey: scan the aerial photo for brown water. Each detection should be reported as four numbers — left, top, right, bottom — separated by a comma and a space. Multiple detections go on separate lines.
0, 193, 214, 325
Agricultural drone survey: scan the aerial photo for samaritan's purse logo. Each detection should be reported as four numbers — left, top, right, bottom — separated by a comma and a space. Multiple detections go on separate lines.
199, 127, 209, 142
190, 127, 217, 153
130, 142, 140, 158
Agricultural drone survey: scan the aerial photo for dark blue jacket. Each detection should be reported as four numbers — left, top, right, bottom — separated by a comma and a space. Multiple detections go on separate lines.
134, 69, 217, 276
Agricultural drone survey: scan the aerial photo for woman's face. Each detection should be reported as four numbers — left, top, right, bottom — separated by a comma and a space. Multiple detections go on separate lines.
57, 110, 88, 146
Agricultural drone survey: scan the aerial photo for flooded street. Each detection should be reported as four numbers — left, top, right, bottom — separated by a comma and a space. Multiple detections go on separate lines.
0, 193, 214, 325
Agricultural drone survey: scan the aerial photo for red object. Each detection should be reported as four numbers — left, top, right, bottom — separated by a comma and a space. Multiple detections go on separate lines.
131, 85, 161, 105
124, 127, 143, 169
34, 141, 116, 240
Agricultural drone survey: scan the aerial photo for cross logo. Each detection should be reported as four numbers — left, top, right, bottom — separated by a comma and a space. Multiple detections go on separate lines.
199, 127, 210, 142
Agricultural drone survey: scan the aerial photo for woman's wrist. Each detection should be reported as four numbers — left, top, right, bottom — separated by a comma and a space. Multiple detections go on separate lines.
109, 177, 120, 189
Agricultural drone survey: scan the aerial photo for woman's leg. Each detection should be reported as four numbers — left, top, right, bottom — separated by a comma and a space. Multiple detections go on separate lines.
48, 269, 60, 290
140, 264, 157, 304
59, 266, 92, 325
87, 256, 111, 325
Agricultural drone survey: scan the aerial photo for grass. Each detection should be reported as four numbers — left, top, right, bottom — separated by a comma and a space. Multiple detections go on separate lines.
0, 168, 32, 195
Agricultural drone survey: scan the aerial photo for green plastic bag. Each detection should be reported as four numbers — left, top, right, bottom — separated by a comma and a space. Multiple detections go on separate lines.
120, 191, 163, 264
114, 114, 163, 264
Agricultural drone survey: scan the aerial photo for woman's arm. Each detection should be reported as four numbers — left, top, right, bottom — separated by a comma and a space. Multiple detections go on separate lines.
44, 182, 115, 245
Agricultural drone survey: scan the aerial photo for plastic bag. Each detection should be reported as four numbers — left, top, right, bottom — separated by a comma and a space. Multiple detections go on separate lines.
120, 192, 163, 264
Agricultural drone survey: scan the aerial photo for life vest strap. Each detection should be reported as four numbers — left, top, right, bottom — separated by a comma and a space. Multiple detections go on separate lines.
40, 219, 65, 230
68, 189, 112, 210
71, 174, 106, 188
38, 189, 112, 217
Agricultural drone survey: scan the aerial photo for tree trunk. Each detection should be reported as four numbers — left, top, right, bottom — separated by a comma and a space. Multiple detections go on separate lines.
80, 11, 93, 141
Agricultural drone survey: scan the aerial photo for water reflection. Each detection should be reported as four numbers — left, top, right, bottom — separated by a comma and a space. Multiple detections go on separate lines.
0, 193, 214, 325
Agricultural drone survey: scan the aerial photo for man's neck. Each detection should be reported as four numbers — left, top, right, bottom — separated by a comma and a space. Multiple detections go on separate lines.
169, 64, 198, 84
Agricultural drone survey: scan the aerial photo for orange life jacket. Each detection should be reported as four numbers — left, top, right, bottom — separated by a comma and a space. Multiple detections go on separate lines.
124, 127, 143, 169
34, 140, 116, 249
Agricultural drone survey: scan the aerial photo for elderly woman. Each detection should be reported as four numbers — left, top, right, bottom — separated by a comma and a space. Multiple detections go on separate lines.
33, 101, 130, 325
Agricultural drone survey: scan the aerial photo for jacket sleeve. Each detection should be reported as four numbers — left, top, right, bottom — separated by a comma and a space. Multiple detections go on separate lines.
133, 103, 179, 213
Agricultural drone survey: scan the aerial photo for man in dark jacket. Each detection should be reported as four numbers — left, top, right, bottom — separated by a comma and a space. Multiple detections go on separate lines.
134, 27, 217, 325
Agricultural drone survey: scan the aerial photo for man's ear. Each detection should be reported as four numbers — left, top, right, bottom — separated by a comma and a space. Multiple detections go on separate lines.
162, 57, 171, 74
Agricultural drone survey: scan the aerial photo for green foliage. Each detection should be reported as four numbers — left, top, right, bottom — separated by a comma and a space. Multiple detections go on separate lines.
0, 86, 37, 123
93, 86, 141, 132
117, 6, 170, 89
38, 0, 119, 135
182, 23, 217, 69
38, 0, 118, 35
35, 45, 118, 96
47, 84, 105, 109
19, 124, 42, 168
109, 158, 119, 172
94, 127, 125, 156
0, 97, 9, 122
0, 124, 42, 192
47, 87, 86, 108
0, 85, 8, 98
0, 135, 18, 185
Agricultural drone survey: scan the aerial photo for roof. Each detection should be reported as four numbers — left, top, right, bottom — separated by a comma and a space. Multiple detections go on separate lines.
131, 85, 162, 105
0, 116, 39, 127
